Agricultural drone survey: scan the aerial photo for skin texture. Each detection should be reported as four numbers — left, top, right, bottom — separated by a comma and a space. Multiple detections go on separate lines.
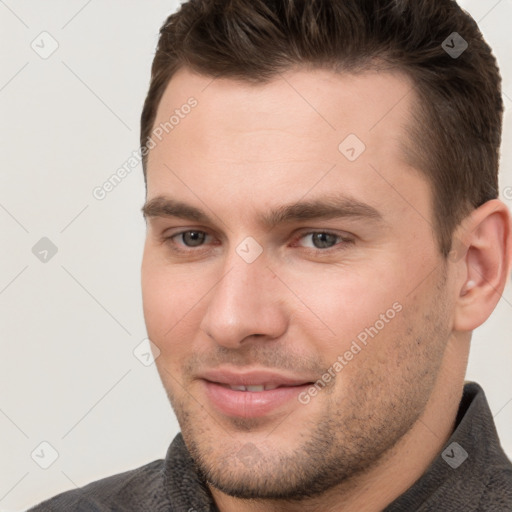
141, 67, 511, 512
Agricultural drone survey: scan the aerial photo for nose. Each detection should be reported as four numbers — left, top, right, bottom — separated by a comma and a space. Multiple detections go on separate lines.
199, 251, 288, 348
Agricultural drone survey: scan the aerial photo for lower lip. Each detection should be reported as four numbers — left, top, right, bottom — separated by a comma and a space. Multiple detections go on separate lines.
202, 380, 311, 418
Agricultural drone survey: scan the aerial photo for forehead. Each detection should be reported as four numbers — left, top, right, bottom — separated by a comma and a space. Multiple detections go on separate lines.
151, 66, 416, 157
145, 66, 431, 230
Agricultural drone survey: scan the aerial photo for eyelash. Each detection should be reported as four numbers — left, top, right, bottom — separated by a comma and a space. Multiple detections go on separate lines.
162, 229, 354, 254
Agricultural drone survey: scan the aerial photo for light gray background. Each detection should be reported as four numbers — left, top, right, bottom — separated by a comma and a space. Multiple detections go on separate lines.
1, 1, 511, 510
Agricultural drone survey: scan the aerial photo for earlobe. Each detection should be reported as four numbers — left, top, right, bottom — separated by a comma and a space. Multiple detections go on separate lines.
453, 199, 512, 332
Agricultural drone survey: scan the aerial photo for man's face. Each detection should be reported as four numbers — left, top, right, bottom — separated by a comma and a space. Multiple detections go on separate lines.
141, 67, 455, 499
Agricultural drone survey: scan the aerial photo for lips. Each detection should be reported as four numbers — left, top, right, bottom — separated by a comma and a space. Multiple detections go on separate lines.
198, 368, 315, 418
199, 368, 313, 388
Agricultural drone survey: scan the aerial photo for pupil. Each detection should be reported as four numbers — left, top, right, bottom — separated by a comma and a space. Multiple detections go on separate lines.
184, 231, 205, 246
313, 233, 336, 248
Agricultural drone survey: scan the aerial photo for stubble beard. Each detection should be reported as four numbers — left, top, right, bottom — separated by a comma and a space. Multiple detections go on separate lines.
161, 269, 451, 501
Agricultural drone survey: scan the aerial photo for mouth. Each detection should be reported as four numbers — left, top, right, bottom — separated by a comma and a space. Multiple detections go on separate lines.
213, 382, 310, 392
199, 370, 315, 418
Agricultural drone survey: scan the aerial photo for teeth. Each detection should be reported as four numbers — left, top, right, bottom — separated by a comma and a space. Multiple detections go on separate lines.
246, 385, 265, 392
229, 385, 247, 391
227, 384, 280, 392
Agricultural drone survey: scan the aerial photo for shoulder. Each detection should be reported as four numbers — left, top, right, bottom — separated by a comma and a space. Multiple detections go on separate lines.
476, 456, 512, 511
439, 382, 512, 510
456, 382, 512, 509
27, 459, 171, 511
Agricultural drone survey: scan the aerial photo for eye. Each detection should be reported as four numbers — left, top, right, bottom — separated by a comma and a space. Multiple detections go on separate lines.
171, 230, 210, 247
296, 231, 351, 250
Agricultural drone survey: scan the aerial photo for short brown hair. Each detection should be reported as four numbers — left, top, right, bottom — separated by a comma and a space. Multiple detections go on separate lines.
140, 0, 503, 256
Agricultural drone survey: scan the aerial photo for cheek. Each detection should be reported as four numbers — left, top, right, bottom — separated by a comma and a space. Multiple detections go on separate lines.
141, 253, 198, 341
282, 264, 404, 348
141, 252, 221, 370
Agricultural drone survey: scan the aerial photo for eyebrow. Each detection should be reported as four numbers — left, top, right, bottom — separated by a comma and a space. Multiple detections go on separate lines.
141, 195, 383, 229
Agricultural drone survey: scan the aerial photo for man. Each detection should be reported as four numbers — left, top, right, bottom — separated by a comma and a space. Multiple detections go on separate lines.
30, 0, 512, 510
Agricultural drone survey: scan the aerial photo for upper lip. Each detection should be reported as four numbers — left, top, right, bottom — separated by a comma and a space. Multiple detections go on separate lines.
199, 368, 315, 387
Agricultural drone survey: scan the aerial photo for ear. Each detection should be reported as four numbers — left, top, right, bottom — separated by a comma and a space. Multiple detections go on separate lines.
452, 199, 512, 332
